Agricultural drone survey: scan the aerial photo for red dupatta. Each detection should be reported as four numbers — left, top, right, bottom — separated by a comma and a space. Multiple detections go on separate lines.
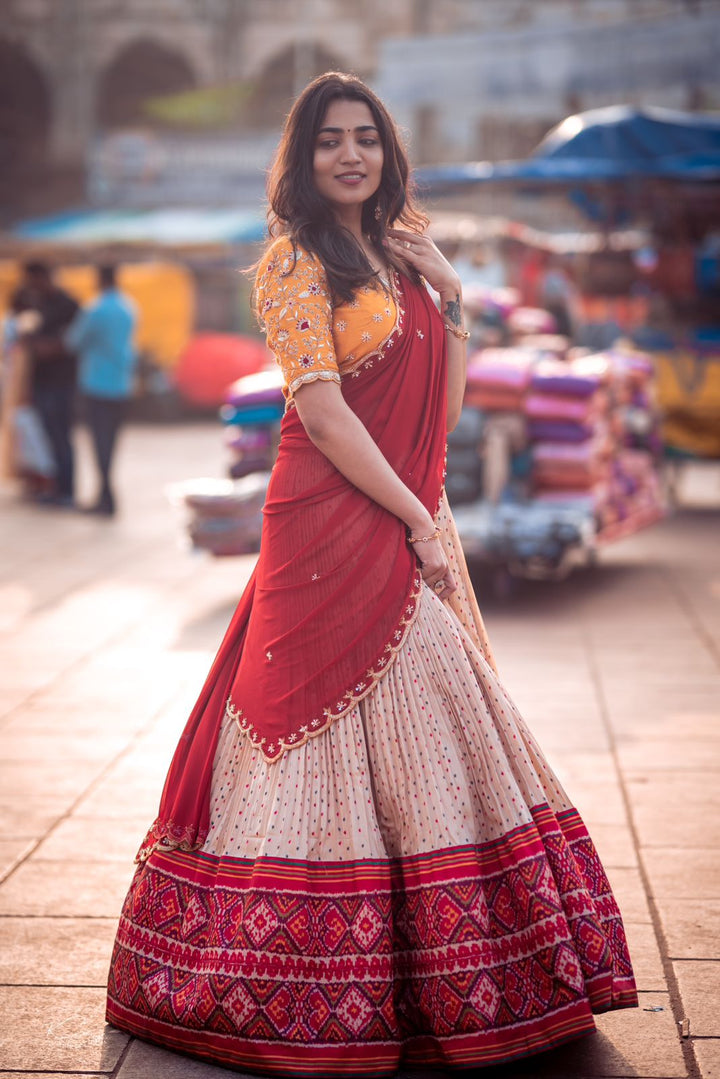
139, 275, 447, 859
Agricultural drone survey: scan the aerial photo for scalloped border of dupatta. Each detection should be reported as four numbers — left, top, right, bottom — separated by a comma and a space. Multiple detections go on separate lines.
225, 567, 424, 763
135, 567, 424, 860
136, 819, 207, 863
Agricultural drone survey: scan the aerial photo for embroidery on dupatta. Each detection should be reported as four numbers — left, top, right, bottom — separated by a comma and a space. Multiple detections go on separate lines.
225, 567, 424, 763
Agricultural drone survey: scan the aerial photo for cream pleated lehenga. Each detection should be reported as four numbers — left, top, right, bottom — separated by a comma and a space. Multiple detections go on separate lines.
107, 495, 637, 1076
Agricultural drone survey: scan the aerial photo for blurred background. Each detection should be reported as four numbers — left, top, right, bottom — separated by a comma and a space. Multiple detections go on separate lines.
1, 0, 720, 587
3, 12, 720, 1075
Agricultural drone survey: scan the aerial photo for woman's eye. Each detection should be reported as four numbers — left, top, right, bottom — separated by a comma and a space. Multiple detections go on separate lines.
317, 140, 338, 149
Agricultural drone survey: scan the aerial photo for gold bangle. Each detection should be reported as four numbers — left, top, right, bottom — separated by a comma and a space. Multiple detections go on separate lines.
407, 527, 441, 544
444, 321, 470, 341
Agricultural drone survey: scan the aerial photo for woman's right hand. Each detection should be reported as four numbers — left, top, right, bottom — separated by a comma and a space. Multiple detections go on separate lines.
411, 536, 457, 601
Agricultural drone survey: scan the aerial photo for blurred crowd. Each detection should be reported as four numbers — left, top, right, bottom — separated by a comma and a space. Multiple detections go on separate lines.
1, 261, 136, 516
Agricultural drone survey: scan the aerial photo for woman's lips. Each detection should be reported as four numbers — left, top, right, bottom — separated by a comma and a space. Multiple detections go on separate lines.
335, 173, 366, 185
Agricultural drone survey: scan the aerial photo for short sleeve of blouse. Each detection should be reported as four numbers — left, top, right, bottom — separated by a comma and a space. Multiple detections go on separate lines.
255, 238, 340, 399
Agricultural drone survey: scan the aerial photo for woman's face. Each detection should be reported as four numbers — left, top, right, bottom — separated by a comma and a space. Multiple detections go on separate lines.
312, 98, 384, 223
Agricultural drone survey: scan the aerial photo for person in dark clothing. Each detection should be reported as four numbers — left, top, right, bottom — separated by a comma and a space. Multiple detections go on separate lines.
12, 261, 79, 505
66, 264, 137, 516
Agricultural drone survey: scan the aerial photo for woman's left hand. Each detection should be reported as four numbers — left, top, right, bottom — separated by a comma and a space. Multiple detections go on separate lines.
385, 228, 460, 297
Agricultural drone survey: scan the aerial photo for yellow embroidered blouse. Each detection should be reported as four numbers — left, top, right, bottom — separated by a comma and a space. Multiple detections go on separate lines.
255, 236, 401, 403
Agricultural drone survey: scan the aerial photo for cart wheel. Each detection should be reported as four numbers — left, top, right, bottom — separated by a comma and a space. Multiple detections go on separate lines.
492, 566, 516, 602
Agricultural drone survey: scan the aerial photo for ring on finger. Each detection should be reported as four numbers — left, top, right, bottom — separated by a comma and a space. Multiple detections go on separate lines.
433, 579, 444, 594
403, 240, 411, 249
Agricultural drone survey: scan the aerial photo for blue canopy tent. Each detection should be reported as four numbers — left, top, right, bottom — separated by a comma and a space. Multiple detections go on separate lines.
10, 207, 267, 247
416, 106, 720, 235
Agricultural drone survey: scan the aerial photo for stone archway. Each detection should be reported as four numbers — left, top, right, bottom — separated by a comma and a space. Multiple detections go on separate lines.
97, 38, 196, 129
245, 43, 348, 129
0, 37, 51, 209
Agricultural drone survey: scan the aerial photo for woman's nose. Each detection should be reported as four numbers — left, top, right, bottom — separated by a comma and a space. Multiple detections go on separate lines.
339, 139, 361, 163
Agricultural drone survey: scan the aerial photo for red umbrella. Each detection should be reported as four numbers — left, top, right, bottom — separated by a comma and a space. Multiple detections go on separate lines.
174, 334, 271, 407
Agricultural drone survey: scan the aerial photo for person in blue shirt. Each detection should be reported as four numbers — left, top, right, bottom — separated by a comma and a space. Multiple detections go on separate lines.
67, 264, 137, 516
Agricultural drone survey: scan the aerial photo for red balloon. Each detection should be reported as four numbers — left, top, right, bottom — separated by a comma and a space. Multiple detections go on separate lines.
174, 334, 271, 407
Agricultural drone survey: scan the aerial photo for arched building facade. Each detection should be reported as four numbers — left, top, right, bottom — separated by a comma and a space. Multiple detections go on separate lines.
2, 2, 410, 160
3, 0, 718, 217
0, 36, 51, 210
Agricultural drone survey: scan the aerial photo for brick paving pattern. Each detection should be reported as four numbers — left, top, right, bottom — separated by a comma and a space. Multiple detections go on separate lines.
1, 423, 718, 1078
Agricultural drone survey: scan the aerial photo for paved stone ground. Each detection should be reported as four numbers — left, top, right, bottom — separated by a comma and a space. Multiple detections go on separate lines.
1, 422, 718, 1079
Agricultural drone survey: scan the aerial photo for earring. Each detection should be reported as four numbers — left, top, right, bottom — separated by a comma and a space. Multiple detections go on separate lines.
374, 201, 382, 222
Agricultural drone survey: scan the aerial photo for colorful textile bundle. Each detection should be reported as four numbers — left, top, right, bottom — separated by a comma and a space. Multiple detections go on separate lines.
453, 335, 663, 575
527, 347, 662, 535
525, 391, 605, 423
225, 428, 276, 479
516, 334, 569, 358
602, 449, 664, 536
220, 367, 285, 483
527, 420, 596, 444
607, 347, 654, 386
463, 284, 521, 320
221, 368, 286, 427
532, 438, 611, 490
465, 349, 536, 411
507, 306, 557, 337
527, 355, 613, 492
530, 357, 605, 399
166, 475, 270, 558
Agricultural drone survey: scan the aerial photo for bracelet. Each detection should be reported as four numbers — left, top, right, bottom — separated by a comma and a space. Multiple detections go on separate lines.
407, 527, 441, 544
444, 321, 470, 341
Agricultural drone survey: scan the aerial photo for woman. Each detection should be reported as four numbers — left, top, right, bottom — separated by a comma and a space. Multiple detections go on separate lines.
107, 73, 636, 1075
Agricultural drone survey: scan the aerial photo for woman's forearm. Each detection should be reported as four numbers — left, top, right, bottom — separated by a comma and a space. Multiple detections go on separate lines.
294, 381, 436, 536
439, 286, 467, 431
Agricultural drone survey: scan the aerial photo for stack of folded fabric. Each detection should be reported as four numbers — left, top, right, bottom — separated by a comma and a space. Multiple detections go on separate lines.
225, 428, 276, 479
465, 349, 536, 412
527, 349, 663, 537
604, 346, 664, 535
527, 355, 612, 517
166, 368, 287, 557
166, 475, 270, 558
529, 354, 609, 401
220, 368, 285, 479
507, 306, 557, 337
453, 340, 663, 575
532, 438, 612, 490
515, 334, 570, 358
611, 449, 663, 526
220, 368, 285, 427
606, 347, 662, 455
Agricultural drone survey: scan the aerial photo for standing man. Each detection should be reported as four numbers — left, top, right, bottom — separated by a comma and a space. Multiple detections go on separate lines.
11, 262, 80, 506
66, 264, 137, 516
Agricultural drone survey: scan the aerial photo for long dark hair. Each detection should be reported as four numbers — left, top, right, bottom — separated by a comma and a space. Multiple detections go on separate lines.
265, 71, 428, 303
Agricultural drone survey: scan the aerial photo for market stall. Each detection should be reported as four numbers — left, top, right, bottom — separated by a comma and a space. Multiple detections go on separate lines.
418, 105, 720, 468
447, 322, 664, 595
